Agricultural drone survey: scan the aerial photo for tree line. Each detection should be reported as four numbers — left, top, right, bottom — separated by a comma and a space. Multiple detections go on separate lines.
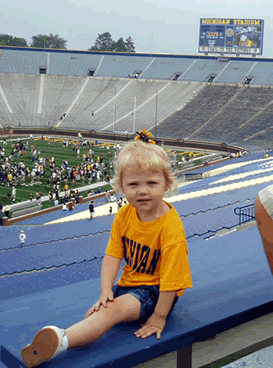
0, 32, 136, 52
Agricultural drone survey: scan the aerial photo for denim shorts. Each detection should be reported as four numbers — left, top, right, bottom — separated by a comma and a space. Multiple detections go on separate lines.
112, 284, 179, 324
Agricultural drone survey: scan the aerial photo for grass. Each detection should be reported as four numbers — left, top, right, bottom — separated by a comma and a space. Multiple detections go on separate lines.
0, 137, 116, 210
0, 136, 204, 214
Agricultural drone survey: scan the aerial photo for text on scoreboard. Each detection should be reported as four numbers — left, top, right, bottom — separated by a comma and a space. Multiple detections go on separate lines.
199, 18, 264, 55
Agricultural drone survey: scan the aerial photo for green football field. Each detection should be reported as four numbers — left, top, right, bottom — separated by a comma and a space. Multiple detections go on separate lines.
0, 135, 204, 213
0, 137, 115, 210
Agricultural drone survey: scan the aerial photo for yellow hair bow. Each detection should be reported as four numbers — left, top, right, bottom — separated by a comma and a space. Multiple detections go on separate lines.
135, 129, 157, 144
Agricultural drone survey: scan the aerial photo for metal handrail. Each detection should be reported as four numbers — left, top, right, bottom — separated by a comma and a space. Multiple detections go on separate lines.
234, 203, 255, 225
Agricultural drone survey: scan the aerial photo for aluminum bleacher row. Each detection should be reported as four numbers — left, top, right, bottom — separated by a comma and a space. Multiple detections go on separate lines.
0, 233, 109, 275
1, 48, 273, 85
1, 46, 273, 365
0, 46, 273, 147
151, 84, 273, 149
1, 153, 273, 367
1, 224, 273, 367
0, 219, 111, 251
1, 154, 272, 243
0, 258, 106, 302
0, 153, 268, 240
0, 196, 253, 270
2, 175, 270, 252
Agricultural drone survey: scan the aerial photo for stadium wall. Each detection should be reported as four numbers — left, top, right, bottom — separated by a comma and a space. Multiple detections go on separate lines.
1, 190, 116, 226
1, 45, 273, 62
0, 127, 243, 154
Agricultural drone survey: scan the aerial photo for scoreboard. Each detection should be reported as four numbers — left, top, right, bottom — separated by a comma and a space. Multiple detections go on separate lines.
199, 18, 264, 55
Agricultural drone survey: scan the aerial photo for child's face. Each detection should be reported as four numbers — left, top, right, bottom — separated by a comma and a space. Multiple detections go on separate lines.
121, 168, 168, 219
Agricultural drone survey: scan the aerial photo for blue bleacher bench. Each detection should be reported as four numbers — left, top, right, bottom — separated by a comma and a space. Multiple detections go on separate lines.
1, 226, 273, 368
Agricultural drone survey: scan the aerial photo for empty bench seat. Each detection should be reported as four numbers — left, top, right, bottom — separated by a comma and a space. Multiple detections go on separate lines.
9, 200, 42, 219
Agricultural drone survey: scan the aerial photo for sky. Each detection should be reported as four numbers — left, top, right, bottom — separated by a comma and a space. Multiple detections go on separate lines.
1, 0, 273, 58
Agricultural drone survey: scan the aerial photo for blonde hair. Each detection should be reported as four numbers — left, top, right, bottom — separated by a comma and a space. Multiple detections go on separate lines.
111, 140, 178, 198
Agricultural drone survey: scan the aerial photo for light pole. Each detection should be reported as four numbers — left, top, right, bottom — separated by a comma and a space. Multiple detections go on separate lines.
44, 28, 47, 51
133, 96, 136, 134
113, 87, 116, 133
155, 90, 158, 140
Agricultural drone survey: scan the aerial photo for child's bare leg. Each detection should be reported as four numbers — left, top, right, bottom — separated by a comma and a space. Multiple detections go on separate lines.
66, 294, 141, 349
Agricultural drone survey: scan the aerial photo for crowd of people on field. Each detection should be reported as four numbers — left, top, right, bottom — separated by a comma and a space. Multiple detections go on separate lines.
0, 136, 124, 222
0, 136, 118, 202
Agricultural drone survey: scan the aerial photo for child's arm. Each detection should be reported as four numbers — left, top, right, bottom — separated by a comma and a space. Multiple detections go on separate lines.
100, 254, 122, 291
153, 290, 177, 318
134, 291, 177, 340
84, 255, 122, 318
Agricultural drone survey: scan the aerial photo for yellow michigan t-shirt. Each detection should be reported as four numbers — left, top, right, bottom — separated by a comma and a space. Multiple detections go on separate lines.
105, 201, 192, 297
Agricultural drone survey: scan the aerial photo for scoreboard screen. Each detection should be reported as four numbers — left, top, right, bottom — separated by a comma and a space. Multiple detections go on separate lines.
199, 18, 264, 55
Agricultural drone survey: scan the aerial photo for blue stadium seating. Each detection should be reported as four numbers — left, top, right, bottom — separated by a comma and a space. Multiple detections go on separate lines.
1, 47, 273, 147
96, 54, 152, 78
0, 258, 110, 302
177, 175, 272, 197
0, 233, 109, 275
0, 50, 46, 74
49, 53, 101, 76
216, 60, 256, 84
1, 226, 273, 368
2, 47, 273, 366
181, 59, 228, 82
174, 190, 254, 216
251, 62, 273, 86
141, 57, 194, 80
0, 201, 248, 276
0, 218, 113, 249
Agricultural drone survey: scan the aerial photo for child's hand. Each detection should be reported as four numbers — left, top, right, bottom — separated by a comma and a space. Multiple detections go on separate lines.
84, 289, 114, 319
134, 314, 166, 339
